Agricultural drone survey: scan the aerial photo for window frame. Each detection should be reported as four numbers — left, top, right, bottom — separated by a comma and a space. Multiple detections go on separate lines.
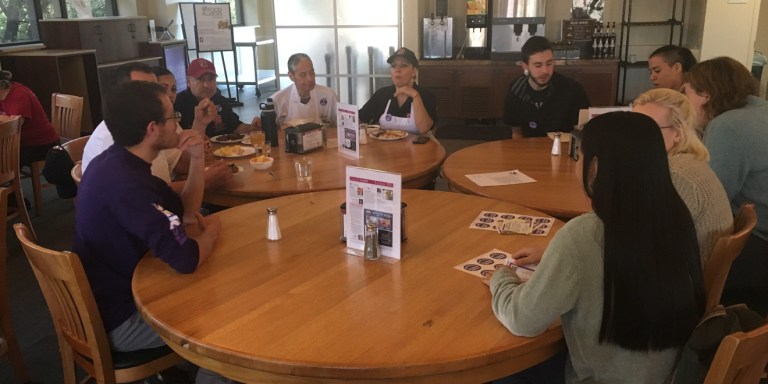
0, 0, 118, 48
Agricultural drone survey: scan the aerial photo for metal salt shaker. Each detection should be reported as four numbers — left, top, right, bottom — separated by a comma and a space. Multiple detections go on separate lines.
363, 223, 380, 260
551, 132, 561, 156
266, 207, 282, 241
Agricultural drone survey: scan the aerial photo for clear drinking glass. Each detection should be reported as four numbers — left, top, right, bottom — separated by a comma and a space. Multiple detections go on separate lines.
294, 157, 313, 182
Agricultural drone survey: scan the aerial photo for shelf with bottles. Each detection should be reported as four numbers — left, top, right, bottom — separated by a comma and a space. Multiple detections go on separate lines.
590, 21, 618, 60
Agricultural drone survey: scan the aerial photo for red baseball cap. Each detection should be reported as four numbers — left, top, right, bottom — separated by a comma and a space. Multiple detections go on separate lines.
187, 58, 217, 78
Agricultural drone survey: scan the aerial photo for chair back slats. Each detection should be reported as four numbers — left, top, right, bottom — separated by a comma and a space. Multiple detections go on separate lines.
51, 93, 84, 141
1, 117, 35, 239
13, 223, 115, 383
703, 204, 758, 312
0, 117, 21, 181
704, 322, 768, 383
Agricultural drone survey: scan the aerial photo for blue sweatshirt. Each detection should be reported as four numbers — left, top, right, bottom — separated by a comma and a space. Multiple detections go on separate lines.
73, 144, 199, 332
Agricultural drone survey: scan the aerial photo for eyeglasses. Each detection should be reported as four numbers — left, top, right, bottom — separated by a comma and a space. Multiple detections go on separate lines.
160, 111, 182, 123
659, 125, 677, 129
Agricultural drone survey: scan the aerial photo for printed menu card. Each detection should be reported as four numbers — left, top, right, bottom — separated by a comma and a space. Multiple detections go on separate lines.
344, 166, 402, 260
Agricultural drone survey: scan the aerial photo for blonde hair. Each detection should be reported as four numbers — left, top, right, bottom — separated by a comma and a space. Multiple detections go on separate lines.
634, 88, 709, 161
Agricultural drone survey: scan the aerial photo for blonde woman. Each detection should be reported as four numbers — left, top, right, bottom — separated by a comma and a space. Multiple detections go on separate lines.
633, 88, 732, 265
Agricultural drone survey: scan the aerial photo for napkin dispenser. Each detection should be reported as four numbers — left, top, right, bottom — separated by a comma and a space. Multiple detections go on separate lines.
285, 123, 323, 154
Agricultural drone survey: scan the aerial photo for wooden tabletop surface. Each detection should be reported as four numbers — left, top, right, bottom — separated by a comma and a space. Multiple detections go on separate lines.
203, 133, 446, 207
442, 138, 592, 219
133, 189, 565, 383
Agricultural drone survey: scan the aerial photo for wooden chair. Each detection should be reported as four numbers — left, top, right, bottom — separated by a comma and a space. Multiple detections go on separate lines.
0, 116, 35, 239
0, 187, 30, 383
23, 94, 84, 215
71, 162, 83, 186
703, 322, 768, 384
61, 135, 89, 164
13, 223, 183, 384
51, 93, 84, 142
703, 203, 757, 312
62, 135, 89, 188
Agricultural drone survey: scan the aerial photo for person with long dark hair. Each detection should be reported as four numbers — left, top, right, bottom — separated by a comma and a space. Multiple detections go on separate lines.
684, 56, 768, 314
486, 112, 705, 382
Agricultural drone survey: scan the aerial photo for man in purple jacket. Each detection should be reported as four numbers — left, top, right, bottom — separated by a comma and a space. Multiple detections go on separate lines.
72, 81, 228, 382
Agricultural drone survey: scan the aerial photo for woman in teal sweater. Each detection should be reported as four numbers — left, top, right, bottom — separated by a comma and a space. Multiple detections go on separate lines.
684, 56, 768, 315
487, 112, 705, 383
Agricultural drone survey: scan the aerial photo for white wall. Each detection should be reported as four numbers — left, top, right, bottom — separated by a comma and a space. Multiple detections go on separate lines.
700, 0, 762, 66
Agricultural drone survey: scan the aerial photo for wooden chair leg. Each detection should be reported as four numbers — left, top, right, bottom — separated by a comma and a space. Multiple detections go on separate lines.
0, 299, 30, 383
29, 161, 45, 216
12, 183, 36, 241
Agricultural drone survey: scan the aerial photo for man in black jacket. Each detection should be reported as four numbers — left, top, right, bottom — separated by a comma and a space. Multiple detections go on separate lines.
503, 36, 590, 138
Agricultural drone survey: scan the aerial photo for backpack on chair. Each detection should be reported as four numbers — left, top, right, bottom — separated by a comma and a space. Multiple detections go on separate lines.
672, 303, 766, 384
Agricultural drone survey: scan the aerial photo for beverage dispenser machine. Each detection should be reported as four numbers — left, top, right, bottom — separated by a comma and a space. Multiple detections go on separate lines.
490, 0, 546, 61
463, 0, 490, 59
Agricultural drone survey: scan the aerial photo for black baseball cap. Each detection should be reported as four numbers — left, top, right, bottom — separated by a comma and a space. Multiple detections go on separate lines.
387, 47, 418, 68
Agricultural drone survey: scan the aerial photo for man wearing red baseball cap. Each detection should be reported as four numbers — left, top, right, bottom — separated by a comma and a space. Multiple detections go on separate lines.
175, 58, 260, 137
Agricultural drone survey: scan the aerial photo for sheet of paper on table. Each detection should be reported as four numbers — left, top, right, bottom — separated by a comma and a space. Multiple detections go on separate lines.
469, 210, 554, 237
465, 170, 536, 187
455, 249, 537, 282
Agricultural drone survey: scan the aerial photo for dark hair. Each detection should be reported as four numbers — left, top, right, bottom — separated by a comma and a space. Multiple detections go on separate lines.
686, 56, 759, 122
151, 66, 174, 79
581, 112, 704, 351
287, 53, 311, 73
104, 81, 167, 147
0, 69, 12, 90
521, 36, 552, 63
114, 62, 153, 85
650, 45, 697, 72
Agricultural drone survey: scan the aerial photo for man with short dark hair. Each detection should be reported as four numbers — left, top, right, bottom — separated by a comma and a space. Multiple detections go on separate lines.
503, 36, 590, 138
73, 81, 230, 383
83, 61, 232, 192
175, 58, 259, 137
271, 53, 338, 126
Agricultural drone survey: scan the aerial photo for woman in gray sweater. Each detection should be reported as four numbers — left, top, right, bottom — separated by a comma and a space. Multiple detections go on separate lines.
487, 112, 705, 383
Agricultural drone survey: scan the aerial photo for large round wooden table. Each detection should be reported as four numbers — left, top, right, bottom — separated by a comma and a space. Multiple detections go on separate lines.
133, 189, 565, 383
442, 137, 591, 219
204, 134, 446, 207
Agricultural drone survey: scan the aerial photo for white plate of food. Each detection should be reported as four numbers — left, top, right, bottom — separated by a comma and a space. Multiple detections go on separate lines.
369, 129, 408, 141
210, 133, 247, 144
213, 145, 256, 158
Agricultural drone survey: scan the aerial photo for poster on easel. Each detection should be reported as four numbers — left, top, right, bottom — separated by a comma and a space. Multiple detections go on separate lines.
337, 103, 360, 159
193, 3, 233, 52
345, 166, 402, 260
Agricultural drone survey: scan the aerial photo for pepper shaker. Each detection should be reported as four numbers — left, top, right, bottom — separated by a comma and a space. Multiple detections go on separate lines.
551, 132, 561, 156
363, 223, 380, 260
266, 207, 282, 241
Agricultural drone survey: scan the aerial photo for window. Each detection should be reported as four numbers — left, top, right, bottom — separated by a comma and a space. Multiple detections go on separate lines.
0, 0, 116, 46
0, 1, 43, 45
215, 0, 243, 26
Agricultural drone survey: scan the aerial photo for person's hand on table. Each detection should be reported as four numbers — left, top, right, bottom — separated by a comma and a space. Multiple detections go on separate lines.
203, 160, 234, 189
509, 247, 544, 266
481, 264, 517, 287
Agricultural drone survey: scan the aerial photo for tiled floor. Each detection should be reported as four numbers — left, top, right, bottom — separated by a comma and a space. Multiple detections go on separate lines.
0, 84, 483, 383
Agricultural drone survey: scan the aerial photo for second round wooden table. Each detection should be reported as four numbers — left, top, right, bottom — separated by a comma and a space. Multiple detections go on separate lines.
442, 137, 591, 219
